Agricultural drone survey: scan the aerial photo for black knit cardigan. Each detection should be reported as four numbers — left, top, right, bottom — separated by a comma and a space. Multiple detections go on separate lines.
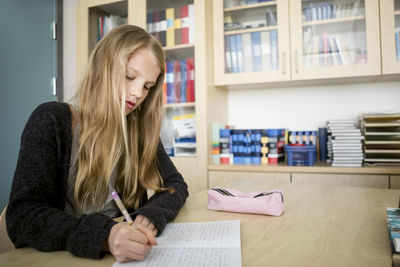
6, 102, 188, 259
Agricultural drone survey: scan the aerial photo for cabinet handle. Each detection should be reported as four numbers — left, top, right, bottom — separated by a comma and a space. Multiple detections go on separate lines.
295, 50, 298, 73
282, 52, 286, 74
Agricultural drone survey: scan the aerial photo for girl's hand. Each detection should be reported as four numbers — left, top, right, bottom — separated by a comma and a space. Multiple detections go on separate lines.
134, 214, 158, 236
107, 222, 157, 262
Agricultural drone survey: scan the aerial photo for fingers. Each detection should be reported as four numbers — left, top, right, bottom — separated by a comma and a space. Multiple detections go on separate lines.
108, 223, 154, 262
134, 224, 158, 246
134, 215, 159, 237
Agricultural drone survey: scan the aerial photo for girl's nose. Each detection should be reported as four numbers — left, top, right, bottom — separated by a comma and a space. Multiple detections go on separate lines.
129, 83, 144, 98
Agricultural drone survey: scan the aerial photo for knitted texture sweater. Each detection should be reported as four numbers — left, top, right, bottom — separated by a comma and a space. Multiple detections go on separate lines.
6, 102, 188, 259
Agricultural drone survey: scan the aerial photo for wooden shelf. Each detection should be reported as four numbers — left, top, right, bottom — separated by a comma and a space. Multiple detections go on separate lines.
163, 102, 195, 108
224, 1, 276, 12
163, 43, 194, 52
302, 15, 365, 27
395, 10, 400, 16
224, 25, 278, 36
208, 162, 400, 175
87, 0, 125, 8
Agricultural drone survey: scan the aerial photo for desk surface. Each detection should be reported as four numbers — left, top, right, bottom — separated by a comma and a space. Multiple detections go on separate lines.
0, 177, 399, 267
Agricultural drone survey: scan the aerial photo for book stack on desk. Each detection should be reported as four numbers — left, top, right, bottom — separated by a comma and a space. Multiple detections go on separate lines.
327, 120, 364, 167
387, 207, 400, 267
360, 112, 400, 165
171, 113, 196, 156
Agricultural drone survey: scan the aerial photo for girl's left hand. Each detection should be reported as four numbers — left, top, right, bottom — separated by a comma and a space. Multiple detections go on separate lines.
134, 215, 158, 236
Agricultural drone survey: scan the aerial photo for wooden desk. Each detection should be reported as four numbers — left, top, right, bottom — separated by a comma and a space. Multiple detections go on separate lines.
0, 177, 399, 267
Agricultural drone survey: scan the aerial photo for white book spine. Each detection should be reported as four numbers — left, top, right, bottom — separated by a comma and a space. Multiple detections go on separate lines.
188, 4, 195, 44
260, 31, 271, 71
242, 33, 253, 72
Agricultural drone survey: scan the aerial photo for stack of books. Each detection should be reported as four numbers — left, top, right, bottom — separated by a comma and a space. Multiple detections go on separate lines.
164, 57, 195, 104
327, 120, 363, 167
147, 4, 195, 47
171, 113, 196, 157
96, 15, 126, 41
224, 30, 278, 74
387, 208, 400, 255
261, 129, 286, 164
360, 112, 400, 165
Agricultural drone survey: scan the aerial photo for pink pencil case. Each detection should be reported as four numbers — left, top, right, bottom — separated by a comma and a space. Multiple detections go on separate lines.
207, 188, 285, 216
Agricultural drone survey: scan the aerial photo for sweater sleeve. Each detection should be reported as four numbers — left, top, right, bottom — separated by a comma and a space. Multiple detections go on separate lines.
132, 141, 189, 235
6, 102, 117, 259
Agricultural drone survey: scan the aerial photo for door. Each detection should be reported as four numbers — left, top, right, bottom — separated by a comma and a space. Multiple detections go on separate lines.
0, 0, 59, 210
289, 0, 381, 80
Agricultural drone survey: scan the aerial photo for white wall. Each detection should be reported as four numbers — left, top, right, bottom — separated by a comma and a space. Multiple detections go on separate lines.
63, 0, 79, 102
63, 2, 400, 130
228, 81, 400, 130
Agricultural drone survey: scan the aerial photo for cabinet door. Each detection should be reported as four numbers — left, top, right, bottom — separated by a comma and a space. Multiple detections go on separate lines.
209, 171, 290, 188
290, 0, 381, 80
380, 0, 400, 74
292, 173, 389, 188
213, 0, 291, 86
390, 175, 400, 189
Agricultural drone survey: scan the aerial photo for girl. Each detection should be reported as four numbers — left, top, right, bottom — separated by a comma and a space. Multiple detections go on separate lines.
6, 25, 188, 262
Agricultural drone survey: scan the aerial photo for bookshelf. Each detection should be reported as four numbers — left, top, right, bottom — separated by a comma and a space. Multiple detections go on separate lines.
213, 0, 384, 87
209, 0, 398, 188
380, 0, 400, 74
301, 15, 365, 27
163, 43, 194, 51
224, 26, 278, 36
76, 0, 222, 194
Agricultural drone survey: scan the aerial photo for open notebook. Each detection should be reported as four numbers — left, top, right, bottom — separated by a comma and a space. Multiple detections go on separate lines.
112, 220, 241, 267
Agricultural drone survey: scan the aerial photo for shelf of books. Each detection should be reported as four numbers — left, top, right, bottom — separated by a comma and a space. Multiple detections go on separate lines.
88, 1, 127, 54
77, 0, 129, 79
290, 0, 381, 80
213, 0, 291, 86
146, 0, 196, 157
380, 0, 400, 74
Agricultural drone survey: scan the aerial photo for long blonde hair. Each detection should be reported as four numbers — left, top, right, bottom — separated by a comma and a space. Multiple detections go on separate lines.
74, 25, 166, 210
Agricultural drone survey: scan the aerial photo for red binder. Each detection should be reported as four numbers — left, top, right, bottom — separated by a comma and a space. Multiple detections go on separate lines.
181, 5, 189, 44
173, 60, 181, 103
186, 57, 195, 102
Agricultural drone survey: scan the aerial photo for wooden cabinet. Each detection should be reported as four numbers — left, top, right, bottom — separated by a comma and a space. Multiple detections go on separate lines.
291, 173, 389, 188
213, 0, 384, 86
208, 170, 290, 188
213, 0, 291, 86
76, 0, 220, 194
390, 175, 400, 189
208, 164, 400, 189
380, 0, 400, 75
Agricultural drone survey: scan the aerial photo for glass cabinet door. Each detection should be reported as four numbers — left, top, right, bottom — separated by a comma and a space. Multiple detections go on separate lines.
213, 0, 291, 86
396, 0, 400, 62
380, 0, 400, 74
290, 0, 380, 80
147, 0, 197, 157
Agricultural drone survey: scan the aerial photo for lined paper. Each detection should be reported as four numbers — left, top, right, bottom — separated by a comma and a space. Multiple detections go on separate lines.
112, 220, 242, 267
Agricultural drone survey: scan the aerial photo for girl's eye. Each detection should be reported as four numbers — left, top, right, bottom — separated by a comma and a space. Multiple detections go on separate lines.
126, 76, 134, 81
144, 86, 150, 91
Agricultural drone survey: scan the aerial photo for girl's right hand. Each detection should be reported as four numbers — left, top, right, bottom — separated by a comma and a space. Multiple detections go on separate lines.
107, 222, 158, 262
